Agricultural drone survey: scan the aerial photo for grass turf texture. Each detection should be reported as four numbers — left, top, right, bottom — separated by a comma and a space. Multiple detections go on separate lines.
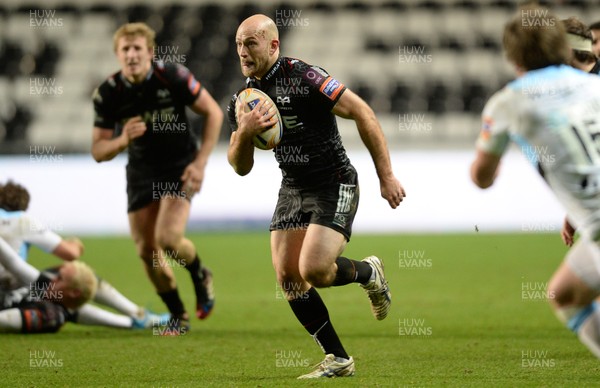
3, 232, 600, 387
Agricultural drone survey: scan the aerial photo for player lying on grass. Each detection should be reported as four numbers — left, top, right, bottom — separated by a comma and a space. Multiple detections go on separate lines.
0, 236, 98, 333
0, 180, 168, 331
471, 6, 600, 359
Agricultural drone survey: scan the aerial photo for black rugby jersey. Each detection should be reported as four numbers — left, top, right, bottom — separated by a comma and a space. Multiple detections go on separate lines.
93, 62, 202, 178
228, 57, 353, 187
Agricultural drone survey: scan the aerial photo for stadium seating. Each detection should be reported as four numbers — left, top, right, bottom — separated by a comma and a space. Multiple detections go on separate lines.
0, 1, 599, 152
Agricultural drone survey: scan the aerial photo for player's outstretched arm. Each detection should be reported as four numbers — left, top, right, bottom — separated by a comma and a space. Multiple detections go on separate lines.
0, 238, 40, 284
227, 98, 275, 176
91, 117, 146, 162
22, 215, 80, 261
470, 149, 501, 189
332, 89, 405, 209
52, 237, 84, 261
181, 89, 224, 195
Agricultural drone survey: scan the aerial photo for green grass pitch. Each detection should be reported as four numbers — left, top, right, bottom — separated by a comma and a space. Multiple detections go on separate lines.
3, 232, 600, 387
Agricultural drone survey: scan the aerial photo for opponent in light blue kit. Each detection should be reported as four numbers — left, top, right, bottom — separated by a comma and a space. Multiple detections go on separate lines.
0, 181, 168, 332
471, 6, 600, 359
556, 16, 599, 245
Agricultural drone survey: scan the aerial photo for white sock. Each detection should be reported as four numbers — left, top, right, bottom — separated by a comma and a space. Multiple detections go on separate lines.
94, 278, 142, 318
76, 304, 132, 328
576, 304, 600, 358
556, 303, 600, 359
0, 308, 23, 332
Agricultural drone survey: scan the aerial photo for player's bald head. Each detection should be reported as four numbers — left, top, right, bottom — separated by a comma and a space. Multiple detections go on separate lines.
235, 14, 280, 78
237, 14, 279, 42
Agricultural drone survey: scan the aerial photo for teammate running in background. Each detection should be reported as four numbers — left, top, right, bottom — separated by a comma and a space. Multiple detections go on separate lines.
0, 180, 168, 331
471, 6, 600, 360
228, 15, 405, 379
91, 23, 223, 331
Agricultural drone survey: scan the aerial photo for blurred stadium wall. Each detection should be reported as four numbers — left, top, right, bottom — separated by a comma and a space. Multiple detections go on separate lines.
1, 1, 594, 234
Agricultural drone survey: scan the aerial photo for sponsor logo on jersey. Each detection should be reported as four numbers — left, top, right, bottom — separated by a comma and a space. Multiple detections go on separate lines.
310, 66, 329, 78
263, 59, 283, 82
282, 115, 303, 130
320, 77, 344, 101
304, 69, 326, 86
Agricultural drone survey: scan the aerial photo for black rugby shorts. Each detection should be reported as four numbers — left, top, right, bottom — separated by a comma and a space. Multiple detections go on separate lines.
126, 164, 191, 213
269, 169, 359, 241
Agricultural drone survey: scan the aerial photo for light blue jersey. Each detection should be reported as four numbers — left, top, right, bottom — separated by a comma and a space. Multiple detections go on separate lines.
477, 65, 600, 240
0, 209, 61, 260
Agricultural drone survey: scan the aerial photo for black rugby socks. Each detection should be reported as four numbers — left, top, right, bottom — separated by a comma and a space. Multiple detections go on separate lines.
288, 287, 349, 359
332, 256, 373, 286
158, 288, 186, 318
185, 254, 209, 302
185, 254, 205, 281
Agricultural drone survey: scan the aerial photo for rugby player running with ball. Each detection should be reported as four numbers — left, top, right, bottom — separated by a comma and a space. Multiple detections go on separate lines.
228, 14, 405, 378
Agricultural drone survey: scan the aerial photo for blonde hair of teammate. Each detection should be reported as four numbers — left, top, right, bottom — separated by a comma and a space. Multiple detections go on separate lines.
503, 6, 570, 71
64, 261, 98, 308
113, 22, 156, 52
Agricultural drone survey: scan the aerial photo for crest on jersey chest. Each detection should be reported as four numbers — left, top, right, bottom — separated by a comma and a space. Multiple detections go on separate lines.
277, 96, 291, 106
272, 80, 306, 131
156, 88, 172, 103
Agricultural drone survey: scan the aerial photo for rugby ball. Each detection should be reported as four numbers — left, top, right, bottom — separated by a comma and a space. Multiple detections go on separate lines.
236, 88, 283, 150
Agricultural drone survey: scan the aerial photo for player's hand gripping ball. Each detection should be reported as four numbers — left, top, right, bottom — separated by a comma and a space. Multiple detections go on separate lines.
236, 88, 283, 150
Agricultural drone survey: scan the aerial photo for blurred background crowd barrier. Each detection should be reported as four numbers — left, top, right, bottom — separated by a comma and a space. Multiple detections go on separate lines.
0, 0, 591, 234
2, 0, 598, 153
